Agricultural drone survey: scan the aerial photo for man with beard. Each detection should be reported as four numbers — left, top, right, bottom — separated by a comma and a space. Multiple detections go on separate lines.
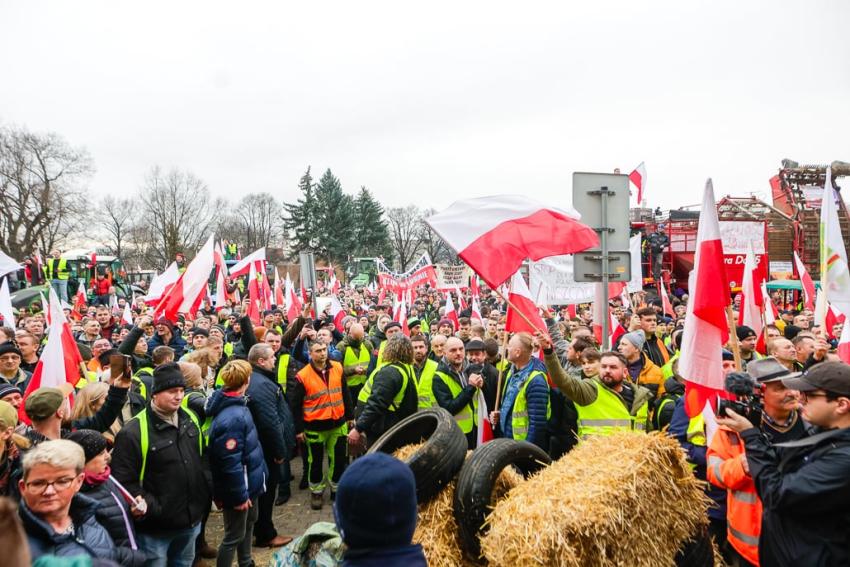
540, 332, 653, 437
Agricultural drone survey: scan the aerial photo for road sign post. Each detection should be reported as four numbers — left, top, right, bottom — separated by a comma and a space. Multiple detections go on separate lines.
572, 172, 632, 350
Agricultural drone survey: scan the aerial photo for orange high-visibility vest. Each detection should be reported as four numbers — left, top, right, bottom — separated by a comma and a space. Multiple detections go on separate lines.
707, 427, 761, 565
297, 361, 345, 423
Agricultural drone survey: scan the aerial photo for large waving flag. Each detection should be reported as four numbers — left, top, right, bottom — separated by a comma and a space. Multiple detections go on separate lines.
628, 162, 647, 204
21, 288, 84, 424
284, 272, 302, 323
425, 195, 599, 288
679, 180, 732, 417
793, 251, 815, 311
505, 270, 546, 334
818, 166, 850, 319
154, 235, 216, 322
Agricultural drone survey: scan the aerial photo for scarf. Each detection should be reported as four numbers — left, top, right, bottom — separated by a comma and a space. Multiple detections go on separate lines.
84, 465, 112, 486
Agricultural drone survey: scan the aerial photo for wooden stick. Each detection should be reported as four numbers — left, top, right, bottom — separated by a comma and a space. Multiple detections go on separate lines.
726, 305, 742, 371
493, 330, 510, 412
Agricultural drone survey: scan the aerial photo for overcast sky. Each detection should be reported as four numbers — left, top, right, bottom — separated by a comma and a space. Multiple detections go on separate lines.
2, 1, 848, 214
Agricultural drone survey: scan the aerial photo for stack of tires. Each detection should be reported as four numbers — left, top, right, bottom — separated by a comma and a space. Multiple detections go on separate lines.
367, 407, 551, 561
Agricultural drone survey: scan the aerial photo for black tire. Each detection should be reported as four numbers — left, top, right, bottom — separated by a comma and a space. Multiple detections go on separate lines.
367, 407, 467, 503
674, 529, 714, 567
453, 438, 551, 559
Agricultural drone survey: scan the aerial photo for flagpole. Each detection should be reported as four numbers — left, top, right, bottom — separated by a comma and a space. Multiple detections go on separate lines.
725, 305, 742, 371
493, 330, 510, 414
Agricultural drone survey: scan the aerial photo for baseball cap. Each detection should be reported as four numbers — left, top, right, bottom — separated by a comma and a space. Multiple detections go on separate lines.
783, 361, 850, 397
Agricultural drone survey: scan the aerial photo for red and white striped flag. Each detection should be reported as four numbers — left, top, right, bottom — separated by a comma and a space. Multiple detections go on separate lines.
228, 247, 266, 278
628, 162, 647, 204
122, 302, 133, 326
505, 270, 546, 335
470, 293, 483, 323
659, 281, 674, 317
838, 319, 850, 364
273, 267, 285, 307
284, 272, 302, 323
144, 262, 180, 306
737, 242, 764, 339
20, 288, 84, 424
793, 251, 815, 311
329, 295, 347, 333
476, 390, 494, 446
679, 180, 732, 417
154, 235, 216, 322
247, 262, 262, 325
444, 290, 460, 331
454, 286, 467, 311
213, 242, 228, 310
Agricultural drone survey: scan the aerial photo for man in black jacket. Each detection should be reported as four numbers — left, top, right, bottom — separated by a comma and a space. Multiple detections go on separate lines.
350, 335, 418, 449
717, 361, 850, 567
111, 363, 211, 567
246, 343, 295, 548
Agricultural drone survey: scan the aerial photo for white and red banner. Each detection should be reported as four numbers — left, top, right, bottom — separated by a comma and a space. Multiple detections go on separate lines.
718, 221, 768, 289
376, 254, 438, 292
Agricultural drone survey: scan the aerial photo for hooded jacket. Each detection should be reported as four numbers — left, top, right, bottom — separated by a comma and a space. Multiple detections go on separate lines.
206, 388, 268, 507
79, 475, 148, 566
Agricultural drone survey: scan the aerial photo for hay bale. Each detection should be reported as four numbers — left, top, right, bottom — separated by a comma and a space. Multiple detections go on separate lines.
393, 444, 523, 567
480, 433, 710, 567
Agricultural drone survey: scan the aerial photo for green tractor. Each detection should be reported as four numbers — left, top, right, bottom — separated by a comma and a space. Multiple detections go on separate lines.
347, 257, 377, 288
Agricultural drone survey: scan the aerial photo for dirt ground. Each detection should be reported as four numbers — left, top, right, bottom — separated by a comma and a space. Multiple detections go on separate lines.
204, 458, 335, 566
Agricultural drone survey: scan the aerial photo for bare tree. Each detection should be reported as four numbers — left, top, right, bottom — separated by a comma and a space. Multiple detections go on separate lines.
98, 196, 136, 258
385, 205, 424, 271
419, 207, 459, 264
0, 125, 92, 258
139, 166, 224, 266
234, 193, 283, 251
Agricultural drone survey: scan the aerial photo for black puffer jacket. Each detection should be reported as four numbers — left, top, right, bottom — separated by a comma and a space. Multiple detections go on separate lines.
110, 406, 211, 533
354, 363, 418, 442
79, 475, 148, 566
118, 326, 154, 373
246, 365, 296, 462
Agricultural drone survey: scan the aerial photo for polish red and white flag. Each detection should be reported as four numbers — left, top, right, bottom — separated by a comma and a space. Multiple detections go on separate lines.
213, 242, 228, 310
426, 195, 598, 288
444, 290, 460, 331
794, 251, 816, 311
145, 262, 180, 306
505, 270, 546, 335
228, 247, 266, 278
737, 242, 764, 340
20, 288, 84, 424
284, 272, 302, 323
628, 162, 647, 204
154, 235, 216, 322
329, 295, 347, 333
679, 180, 733, 417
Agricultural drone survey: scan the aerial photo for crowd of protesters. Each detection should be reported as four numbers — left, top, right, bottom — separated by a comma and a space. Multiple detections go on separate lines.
0, 253, 849, 567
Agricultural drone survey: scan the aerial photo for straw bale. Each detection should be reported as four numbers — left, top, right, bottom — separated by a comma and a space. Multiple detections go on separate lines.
393, 444, 524, 567
480, 433, 710, 567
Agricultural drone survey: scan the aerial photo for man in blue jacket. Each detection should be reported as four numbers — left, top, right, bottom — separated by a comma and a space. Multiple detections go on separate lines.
246, 343, 295, 548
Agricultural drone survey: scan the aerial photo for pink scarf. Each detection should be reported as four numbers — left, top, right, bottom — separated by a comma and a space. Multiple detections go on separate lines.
84, 465, 112, 486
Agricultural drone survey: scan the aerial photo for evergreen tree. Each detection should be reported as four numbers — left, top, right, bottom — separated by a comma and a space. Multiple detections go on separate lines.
353, 186, 392, 259
312, 168, 355, 264
283, 166, 318, 256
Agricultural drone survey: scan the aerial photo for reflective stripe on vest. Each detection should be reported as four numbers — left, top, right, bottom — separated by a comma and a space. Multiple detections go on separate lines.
131, 376, 147, 400
358, 363, 414, 412
343, 344, 371, 387
132, 408, 202, 483
415, 359, 439, 409
576, 380, 648, 438
180, 391, 212, 440
44, 258, 69, 280
277, 353, 290, 392
377, 340, 387, 367
509, 369, 551, 440
434, 370, 477, 433
297, 362, 345, 422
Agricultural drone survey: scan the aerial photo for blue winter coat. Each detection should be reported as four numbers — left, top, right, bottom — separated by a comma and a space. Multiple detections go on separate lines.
246, 365, 296, 463
206, 388, 269, 507
20, 493, 118, 562
147, 331, 188, 359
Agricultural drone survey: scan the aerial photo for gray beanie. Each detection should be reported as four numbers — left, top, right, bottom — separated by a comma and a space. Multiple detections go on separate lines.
621, 331, 646, 351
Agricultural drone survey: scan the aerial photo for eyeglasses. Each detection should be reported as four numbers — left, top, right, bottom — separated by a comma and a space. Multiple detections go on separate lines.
25, 476, 78, 494
801, 391, 834, 403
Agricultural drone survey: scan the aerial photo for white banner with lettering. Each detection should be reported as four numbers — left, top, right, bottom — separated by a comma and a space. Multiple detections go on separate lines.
529, 235, 643, 305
